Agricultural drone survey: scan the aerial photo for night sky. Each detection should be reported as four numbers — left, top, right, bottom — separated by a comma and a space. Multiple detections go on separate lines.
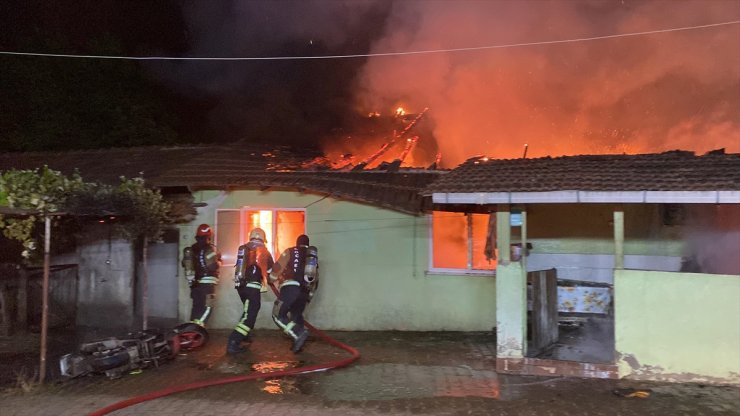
1, 0, 738, 167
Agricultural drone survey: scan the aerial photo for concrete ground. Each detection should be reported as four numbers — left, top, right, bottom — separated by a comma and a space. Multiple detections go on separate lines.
532, 315, 615, 364
1, 329, 738, 415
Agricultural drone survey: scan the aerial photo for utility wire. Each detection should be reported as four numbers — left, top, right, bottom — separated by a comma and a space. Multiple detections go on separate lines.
0, 20, 737, 61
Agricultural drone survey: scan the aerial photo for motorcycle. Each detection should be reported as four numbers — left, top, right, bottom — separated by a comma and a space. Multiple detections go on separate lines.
59, 324, 208, 379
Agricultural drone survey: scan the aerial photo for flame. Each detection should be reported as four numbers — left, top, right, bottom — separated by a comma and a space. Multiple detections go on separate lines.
320, 106, 438, 169
247, 210, 274, 248
352, 2, 740, 166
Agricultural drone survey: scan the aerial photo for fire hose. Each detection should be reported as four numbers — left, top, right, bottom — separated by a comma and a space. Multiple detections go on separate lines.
88, 284, 360, 416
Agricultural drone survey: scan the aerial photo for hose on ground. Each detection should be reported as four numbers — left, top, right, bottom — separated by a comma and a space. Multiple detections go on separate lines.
89, 283, 359, 416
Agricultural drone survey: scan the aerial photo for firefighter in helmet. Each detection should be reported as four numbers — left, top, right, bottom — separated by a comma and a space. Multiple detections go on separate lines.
182, 224, 222, 327
227, 228, 274, 354
269, 234, 318, 353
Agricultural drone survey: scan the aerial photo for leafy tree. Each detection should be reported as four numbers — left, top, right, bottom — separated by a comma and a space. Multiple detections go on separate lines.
0, 167, 172, 262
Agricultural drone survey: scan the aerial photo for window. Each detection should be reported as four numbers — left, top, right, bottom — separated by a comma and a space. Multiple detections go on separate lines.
430, 211, 495, 273
216, 208, 305, 266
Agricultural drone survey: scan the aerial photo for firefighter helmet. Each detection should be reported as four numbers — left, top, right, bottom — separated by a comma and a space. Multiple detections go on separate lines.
249, 228, 267, 242
296, 234, 309, 246
196, 224, 213, 237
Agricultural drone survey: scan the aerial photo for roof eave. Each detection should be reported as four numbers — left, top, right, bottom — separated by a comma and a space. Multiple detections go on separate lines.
432, 190, 740, 204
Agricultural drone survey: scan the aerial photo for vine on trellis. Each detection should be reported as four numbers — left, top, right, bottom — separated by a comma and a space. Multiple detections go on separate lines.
0, 166, 172, 260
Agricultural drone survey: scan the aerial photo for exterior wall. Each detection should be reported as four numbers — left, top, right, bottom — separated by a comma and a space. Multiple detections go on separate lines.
615, 269, 740, 385
526, 254, 681, 284
525, 204, 684, 283
495, 262, 526, 357
179, 190, 497, 331
136, 243, 179, 322
75, 226, 136, 329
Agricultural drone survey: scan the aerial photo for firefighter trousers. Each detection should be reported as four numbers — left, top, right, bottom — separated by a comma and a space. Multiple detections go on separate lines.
272, 283, 309, 340
190, 283, 216, 326
230, 282, 262, 342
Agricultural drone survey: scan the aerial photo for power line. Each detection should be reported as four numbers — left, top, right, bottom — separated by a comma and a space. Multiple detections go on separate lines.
0, 20, 737, 61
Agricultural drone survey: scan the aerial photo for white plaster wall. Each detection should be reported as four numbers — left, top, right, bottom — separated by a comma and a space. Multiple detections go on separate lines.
526, 253, 682, 284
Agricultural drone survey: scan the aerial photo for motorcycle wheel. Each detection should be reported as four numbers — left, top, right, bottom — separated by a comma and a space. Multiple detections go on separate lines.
172, 323, 209, 350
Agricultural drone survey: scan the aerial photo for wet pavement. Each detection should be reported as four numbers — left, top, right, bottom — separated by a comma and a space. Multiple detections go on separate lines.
1, 329, 739, 415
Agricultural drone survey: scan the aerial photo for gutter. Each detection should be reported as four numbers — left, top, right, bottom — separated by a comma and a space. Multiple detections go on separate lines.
432, 190, 740, 204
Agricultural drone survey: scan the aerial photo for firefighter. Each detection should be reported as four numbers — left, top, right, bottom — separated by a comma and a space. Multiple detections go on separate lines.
182, 223, 222, 327
269, 234, 317, 353
227, 228, 274, 354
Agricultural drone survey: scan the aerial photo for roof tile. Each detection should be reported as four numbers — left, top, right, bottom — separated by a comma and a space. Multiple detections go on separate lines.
424, 150, 740, 194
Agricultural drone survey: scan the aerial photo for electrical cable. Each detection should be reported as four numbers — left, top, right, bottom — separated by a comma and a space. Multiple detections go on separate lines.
87, 283, 360, 416
1, 20, 737, 61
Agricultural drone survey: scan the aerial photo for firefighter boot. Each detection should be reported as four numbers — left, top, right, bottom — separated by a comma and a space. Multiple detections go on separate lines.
291, 329, 309, 353
226, 332, 246, 355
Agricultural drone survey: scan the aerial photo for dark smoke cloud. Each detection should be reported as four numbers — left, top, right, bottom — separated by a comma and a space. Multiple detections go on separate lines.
355, 0, 740, 166
164, 0, 738, 166
154, 0, 391, 147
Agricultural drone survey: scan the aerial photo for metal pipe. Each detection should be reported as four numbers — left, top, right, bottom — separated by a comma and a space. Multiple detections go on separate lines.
39, 215, 51, 384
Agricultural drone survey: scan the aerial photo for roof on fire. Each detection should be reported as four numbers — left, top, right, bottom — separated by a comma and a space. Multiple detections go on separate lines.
425, 150, 740, 204
0, 144, 441, 214
3, 146, 738, 210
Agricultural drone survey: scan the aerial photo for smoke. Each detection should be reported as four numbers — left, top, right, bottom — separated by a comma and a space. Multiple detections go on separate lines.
354, 0, 740, 167
682, 205, 740, 275
163, 1, 739, 166
156, 0, 391, 146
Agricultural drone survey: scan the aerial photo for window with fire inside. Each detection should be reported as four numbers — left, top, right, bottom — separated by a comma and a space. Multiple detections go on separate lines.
430, 211, 496, 274
215, 209, 306, 265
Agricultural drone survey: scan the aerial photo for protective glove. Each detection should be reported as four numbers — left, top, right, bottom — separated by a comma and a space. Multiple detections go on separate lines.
234, 275, 241, 288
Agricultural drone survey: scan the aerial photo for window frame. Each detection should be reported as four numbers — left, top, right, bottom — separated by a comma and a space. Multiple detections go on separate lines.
427, 212, 496, 276
215, 207, 306, 266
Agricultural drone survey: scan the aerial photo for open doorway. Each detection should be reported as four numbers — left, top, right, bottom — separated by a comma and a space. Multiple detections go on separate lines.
526, 270, 615, 365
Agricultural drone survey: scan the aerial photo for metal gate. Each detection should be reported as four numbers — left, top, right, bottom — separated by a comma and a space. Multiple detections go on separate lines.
0, 264, 78, 334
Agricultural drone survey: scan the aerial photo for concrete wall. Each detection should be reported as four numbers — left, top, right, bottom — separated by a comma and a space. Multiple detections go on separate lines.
136, 243, 179, 321
179, 190, 497, 331
526, 253, 682, 284
524, 204, 684, 283
75, 226, 136, 329
615, 269, 740, 385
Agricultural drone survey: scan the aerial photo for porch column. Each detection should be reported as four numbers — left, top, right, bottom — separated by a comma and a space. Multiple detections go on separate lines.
614, 210, 624, 270
495, 207, 527, 359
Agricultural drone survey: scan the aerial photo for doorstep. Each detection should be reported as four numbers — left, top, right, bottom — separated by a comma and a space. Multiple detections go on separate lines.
496, 356, 619, 379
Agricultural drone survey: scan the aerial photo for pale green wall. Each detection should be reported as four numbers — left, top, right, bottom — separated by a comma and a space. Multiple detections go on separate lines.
495, 262, 526, 357
178, 189, 497, 331
615, 269, 740, 384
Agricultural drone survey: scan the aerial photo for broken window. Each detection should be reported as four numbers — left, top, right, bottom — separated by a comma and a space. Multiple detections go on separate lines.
431, 211, 495, 272
216, 208, 306, 266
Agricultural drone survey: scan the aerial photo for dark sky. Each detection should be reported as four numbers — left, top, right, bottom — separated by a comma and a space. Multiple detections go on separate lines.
2, 0, 739, 167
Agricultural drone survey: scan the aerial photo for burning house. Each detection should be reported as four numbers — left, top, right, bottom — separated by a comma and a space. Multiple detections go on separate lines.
0, 143, 737, 386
